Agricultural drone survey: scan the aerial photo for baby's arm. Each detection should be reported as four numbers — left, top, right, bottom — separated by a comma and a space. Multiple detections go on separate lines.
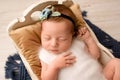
78, 27, 100, 59
41, 60, 59, 80
41, 52, 76, 80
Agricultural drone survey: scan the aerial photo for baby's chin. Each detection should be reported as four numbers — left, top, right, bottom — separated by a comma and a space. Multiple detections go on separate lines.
48, 50, 67, 55
48, 50, 61, 54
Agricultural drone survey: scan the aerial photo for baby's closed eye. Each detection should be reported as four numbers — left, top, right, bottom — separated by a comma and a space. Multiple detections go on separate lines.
59, 37, 67, 41
43, 36, 51, 41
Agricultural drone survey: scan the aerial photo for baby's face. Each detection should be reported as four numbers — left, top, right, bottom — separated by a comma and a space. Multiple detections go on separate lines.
41, 19, 73, 54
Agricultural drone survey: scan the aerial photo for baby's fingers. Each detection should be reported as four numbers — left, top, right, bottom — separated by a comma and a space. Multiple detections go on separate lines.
66, 58, 76, 64
61, 51, 76, 63
62, 51, 72, 57
79, 27, 87, 35
65, 58, 76, 67
65, 54, 76, 64
80, 27, 88, 34
66, 55, 76, 60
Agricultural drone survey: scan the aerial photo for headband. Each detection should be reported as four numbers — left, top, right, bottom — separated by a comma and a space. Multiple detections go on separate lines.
31, 5, 75, 25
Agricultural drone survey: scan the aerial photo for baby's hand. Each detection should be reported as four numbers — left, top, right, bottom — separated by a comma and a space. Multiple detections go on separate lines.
51, 52, 76, 70
77, 27, 91, 41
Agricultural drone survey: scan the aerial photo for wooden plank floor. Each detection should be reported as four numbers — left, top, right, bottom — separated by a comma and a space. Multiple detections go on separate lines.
0, 0, 120, 79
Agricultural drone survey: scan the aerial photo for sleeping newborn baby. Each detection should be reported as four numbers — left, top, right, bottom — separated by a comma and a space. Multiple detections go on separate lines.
39, 38, 106, 80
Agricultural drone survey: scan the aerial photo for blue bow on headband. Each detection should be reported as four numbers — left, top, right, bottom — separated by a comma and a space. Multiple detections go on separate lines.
31, 5, 61, 21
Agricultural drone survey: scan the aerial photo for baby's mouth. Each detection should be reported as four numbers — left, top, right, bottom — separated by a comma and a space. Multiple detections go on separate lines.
51, 50, 58, 52
49, 49, 59, 53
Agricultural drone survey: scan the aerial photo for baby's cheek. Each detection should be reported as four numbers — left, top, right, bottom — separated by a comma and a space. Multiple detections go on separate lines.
42, 42, 49, 49
61, 44, 71, 52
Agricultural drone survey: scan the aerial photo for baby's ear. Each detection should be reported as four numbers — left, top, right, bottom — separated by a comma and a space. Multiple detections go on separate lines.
72, 31, 75, 35
72, 31, 77, 38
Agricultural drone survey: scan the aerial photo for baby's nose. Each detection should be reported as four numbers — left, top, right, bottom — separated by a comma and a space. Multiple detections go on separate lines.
50, 39, 58, 47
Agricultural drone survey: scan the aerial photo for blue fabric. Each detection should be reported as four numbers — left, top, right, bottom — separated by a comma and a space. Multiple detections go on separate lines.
84, 18, 120, 58
82, 11, 120, 58
5, 53, 32, 80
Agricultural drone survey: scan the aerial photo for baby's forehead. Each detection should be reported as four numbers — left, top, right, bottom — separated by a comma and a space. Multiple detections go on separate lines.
42, 19, 74, 30
41, 22, 72, 36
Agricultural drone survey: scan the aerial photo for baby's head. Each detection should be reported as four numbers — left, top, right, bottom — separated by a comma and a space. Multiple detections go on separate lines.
40, 4, 78, 54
